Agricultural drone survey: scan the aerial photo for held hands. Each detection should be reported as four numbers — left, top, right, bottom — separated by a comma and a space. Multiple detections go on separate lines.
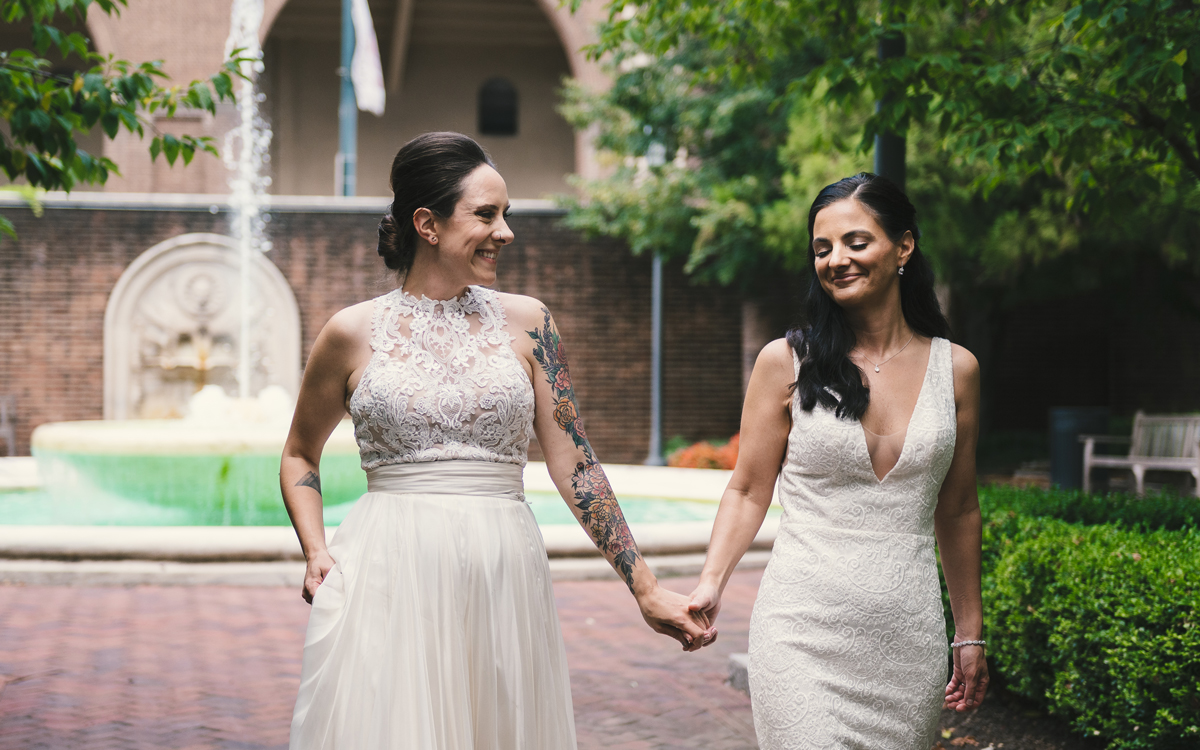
944, 644, 989, 711
687, 580, 723, 646
637, 584, 717, 652
302, 548, 337, 604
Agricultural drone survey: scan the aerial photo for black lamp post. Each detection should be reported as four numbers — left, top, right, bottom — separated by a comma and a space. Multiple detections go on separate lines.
874, 24, 906, 189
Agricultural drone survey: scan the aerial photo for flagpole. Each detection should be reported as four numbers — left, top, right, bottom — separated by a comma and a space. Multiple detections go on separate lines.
336, 0, 357, 197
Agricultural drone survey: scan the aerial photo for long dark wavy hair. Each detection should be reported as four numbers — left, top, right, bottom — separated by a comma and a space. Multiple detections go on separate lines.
787, 173, 951, 420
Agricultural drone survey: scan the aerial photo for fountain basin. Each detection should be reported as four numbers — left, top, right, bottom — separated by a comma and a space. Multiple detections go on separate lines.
19, 422, 767, 527
31, 419, 365, 525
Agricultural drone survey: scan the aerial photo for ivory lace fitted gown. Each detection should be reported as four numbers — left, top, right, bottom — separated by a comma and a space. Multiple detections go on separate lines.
289, 286, 577, 750
749, 338, 957, 750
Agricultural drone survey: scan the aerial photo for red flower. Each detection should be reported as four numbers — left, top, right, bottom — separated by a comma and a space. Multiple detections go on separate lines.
553, 367, 572, 392
607, 528, 637, 556
667, 433, 739, 470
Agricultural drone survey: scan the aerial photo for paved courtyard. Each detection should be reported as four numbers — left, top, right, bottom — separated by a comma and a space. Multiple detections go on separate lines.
0, 571, 762, 749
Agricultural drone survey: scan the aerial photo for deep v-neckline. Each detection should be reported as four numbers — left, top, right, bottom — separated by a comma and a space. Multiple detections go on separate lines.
857, 340, 935, 484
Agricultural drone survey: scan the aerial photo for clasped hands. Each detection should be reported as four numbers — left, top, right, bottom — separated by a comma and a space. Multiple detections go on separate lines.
637, 580, 721, 652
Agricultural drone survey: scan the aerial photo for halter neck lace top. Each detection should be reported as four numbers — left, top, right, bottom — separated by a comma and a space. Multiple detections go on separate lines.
348, 286, 535, 469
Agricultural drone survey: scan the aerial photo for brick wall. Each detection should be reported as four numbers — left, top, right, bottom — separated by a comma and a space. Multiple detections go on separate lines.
0, 200, 744, 463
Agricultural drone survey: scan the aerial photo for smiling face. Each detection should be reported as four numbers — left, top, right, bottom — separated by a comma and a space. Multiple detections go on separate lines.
811, 197, 913, 311
422, 164, 514, 288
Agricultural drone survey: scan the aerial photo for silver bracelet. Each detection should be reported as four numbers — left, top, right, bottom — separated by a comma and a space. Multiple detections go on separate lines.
951, 640, 986, 648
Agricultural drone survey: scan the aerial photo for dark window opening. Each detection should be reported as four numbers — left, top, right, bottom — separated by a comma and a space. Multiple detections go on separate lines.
478, 78, 518, 136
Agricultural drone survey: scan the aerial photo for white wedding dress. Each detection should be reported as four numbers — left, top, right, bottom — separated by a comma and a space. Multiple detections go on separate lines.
290, 286, 577, 750
749, 338, 957, 749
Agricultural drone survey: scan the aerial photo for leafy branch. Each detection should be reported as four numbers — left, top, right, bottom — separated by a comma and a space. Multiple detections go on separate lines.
0, 0, 249, 195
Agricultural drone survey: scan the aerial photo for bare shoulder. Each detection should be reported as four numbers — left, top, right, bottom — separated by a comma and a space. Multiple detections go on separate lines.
751, 338, 796, 388
317, 300, 374, 353
949, 342, 980, 407
495, 292, 552, 330
949, 342, 980, 380
758, 337, 795, 371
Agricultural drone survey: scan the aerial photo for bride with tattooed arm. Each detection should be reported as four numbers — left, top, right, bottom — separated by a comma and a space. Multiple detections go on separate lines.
279, 131, 710, 750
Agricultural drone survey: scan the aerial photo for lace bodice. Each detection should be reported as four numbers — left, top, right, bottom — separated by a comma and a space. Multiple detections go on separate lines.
348, 286, 535, 469
777, 336, 957, 535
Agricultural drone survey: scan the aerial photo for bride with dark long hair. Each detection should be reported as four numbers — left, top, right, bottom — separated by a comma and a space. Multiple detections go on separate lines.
690, 172, 988, 749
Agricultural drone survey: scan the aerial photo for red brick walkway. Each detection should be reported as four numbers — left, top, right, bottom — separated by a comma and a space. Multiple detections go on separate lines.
0, 571, 762, 749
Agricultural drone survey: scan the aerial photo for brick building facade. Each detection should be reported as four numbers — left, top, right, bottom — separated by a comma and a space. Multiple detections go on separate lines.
3, 194, 1199, 465
0, 195, 744, 463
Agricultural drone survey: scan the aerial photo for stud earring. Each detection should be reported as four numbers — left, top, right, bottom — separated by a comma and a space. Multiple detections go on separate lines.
898, 266, 905, 275
430, 236, 438, 245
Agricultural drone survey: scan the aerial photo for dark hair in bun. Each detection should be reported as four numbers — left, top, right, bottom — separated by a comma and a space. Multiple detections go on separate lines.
377, 131, 495, 274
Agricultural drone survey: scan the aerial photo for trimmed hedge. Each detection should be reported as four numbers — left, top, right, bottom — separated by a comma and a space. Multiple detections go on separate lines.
947, 487, 1200, 749
982, 485, 1200, 532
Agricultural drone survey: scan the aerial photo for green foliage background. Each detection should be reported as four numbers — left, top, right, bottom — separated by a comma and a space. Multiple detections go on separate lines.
560, 0, 1200, 433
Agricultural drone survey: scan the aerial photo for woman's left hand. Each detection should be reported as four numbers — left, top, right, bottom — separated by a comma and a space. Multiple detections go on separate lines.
637, 584, 715, 652
944, 644, 989, 711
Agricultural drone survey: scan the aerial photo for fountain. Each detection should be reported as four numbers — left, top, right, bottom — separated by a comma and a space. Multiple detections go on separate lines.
223, 0, 273, 400
3, 0, 752, 533
21, 0, 365, 525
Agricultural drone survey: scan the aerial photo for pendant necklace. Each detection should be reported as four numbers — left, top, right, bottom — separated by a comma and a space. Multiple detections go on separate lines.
856, 332, 915, 373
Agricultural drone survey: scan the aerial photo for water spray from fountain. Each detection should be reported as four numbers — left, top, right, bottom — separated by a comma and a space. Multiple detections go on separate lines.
223, 0, 273, 399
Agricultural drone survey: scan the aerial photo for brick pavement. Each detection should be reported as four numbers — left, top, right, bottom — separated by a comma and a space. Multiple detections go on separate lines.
0, 571, 762, 749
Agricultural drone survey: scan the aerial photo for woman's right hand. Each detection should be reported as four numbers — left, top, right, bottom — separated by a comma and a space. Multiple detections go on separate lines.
636, 583, 713, 651
302, 548, 337, 604
688, 580, 723, 642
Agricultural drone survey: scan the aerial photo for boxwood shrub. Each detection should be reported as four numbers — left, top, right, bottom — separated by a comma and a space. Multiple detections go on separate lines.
940, 487, 1200, 749
982, 485, 1200, 532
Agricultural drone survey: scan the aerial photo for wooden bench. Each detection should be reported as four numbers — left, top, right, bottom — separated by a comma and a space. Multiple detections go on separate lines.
1081, 412, 1200, 496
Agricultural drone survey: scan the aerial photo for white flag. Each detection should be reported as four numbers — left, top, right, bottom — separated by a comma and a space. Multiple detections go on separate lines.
351, 0, 386, 116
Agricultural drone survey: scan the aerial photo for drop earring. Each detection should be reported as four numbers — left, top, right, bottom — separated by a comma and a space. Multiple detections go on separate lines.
898, 266, 905, 275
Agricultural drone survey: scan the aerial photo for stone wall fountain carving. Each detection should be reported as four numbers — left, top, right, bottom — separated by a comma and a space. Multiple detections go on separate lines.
103, 232, 300, 420
103, 0, 288, 420
26, 0, 363, 525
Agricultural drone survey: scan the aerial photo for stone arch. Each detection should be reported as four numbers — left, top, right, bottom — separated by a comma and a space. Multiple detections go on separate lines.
262, 0, 601, 194
104, 233, 301, 420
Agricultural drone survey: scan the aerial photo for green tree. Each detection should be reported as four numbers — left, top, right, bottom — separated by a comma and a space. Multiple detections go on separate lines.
583, 0, 1200, 215
558, 38, 818, 293
0, 0, 242, 237
564, 0, 1200, 440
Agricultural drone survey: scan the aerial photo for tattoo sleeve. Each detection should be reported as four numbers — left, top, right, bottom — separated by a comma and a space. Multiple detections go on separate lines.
295, 471, 322, 496
529, 308, 641, 590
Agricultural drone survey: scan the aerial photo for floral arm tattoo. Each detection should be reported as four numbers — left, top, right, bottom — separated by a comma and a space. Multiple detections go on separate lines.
529, 308, 641, 591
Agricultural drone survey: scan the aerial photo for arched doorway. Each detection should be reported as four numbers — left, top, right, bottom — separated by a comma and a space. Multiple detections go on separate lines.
261, 0, 577, 198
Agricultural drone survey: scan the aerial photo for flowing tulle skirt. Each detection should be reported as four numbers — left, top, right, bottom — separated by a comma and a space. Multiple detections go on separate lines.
290, 462, 577, 750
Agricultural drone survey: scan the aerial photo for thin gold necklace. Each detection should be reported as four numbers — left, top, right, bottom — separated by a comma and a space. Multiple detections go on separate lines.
855, 332, 915, 373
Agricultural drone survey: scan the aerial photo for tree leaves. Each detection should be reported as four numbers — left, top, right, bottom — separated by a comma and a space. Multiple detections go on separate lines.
586, 0, 1200, 216
0, 0, 243, 195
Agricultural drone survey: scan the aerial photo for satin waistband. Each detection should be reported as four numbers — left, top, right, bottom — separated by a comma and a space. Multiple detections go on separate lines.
365, 461, 526, 502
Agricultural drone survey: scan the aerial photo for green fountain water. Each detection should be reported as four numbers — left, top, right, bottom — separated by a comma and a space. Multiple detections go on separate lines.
11, 387, 736, 527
